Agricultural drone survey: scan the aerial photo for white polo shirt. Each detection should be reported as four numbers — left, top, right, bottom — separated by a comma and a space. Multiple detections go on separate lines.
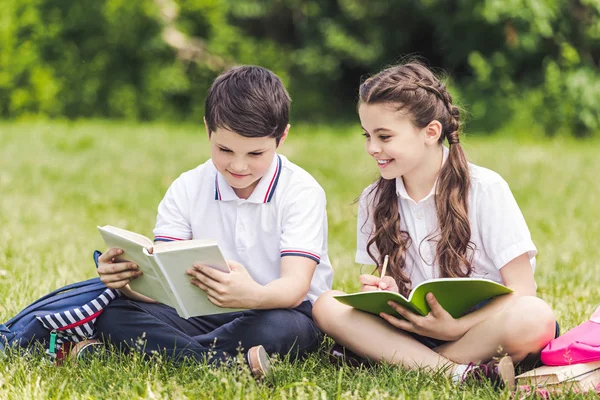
153, 153, 333, 303
356, 147, 537, 289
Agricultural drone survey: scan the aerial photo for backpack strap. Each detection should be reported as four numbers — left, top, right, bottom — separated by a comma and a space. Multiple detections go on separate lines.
5, 251, 106, 328
4, 279, 106, 327
37, 287, 120, 343
93, 250, 102, 268
36, 251, 120, 344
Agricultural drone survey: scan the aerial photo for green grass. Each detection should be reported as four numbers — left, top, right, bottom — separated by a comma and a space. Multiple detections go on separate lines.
1, 121, 599, 399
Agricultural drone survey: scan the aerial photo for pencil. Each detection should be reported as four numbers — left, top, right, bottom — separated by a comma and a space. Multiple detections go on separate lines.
381, 254, 389, 278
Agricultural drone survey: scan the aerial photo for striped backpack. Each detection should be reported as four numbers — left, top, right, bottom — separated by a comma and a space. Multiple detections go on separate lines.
0, 251, 120, 357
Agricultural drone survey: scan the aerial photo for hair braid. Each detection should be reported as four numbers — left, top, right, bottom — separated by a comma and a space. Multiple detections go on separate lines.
359, 62, 474, 288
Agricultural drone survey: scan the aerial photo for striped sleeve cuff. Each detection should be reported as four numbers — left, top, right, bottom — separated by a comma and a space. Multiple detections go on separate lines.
154, 235, 187, 242
281, 249, 321, 264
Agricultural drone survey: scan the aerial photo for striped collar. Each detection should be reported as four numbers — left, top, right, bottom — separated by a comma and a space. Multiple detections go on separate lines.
214, 154, 283, 203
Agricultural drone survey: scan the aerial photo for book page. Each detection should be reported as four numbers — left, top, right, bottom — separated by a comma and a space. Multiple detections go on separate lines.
409, 278, 513, 318
97, 225, 177, 308
516, 360, 600, 384
334, 278, 513, 319
333, 291, 423, 317
153, 243, 240, 318
130, 267, 178, 308
154, 238, 220, 254
98, 225, 153, 248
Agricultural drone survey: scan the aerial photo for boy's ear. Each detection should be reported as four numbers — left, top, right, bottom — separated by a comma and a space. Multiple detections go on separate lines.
424, 120, 442, 144
203, 117, 211, 138
277, 124, 291, 148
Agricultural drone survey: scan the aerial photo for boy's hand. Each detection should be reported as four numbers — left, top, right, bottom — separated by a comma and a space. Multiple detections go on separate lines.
380, 293, 467, 341
97, 248, 142, 289
359, 274, 399, 293
187, 260, 262, 309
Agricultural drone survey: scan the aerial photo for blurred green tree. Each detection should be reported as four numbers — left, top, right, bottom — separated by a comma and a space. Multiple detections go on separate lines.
1, 0, 598, 135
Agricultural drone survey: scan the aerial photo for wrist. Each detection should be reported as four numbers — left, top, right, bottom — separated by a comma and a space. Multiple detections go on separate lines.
252, 284, 268, 309
452, 317, 470, 340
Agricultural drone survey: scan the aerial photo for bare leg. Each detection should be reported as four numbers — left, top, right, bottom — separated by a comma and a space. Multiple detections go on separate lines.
313, 291, 555, 372
435, 296, 555, 364
313, 291, 456, 371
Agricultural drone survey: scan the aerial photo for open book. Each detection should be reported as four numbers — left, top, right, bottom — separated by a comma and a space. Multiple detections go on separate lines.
98, 225, 242, 318
334, 278, 512, 318
516, 361, 600, 391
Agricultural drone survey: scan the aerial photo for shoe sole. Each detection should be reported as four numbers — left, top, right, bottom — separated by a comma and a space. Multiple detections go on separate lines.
497, 356, 516, 390
69, 339, 100, 359
247, 345, 270, 380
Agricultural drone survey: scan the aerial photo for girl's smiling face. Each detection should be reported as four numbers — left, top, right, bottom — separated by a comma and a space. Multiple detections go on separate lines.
359, 103, 429, 181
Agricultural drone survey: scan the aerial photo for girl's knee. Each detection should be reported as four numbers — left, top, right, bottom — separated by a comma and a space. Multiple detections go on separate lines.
503, 296, 555, 345
312, 290, 346, 331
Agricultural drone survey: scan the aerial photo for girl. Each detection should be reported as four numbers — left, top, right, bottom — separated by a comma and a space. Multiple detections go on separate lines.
312, 63, 557, 389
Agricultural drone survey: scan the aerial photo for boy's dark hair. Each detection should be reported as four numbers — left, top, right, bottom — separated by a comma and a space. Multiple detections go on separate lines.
205, 65, 291, 144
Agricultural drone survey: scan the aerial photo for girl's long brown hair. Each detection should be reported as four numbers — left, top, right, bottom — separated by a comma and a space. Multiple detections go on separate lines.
360, 62, 474, 296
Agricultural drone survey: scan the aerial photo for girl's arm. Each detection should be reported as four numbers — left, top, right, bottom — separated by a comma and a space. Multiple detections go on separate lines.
381, 253, 535, 341
453, 253, 536, 335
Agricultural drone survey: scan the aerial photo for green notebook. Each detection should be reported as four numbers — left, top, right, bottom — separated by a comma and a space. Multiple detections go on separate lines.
334, 278, 513, 319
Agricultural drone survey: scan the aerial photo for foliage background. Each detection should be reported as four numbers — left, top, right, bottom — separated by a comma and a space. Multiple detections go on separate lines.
1, 0, 599, 135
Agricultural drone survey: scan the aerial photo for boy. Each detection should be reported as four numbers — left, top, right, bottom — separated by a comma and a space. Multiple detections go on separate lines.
94, 66, 333, 377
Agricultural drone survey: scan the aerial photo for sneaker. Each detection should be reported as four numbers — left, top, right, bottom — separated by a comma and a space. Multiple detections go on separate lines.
461, 355, 515, 390
246, 345, 271, 380
328, 343, 368, 368
68, 339, 108, 361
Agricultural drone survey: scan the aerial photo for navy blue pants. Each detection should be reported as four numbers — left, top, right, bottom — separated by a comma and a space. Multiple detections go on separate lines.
95, 297, 321, 363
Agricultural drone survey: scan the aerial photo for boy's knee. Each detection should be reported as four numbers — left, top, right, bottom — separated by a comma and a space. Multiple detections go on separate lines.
256, 308, 314, 335
251, 308, 320, 354
95, 297, 137, 333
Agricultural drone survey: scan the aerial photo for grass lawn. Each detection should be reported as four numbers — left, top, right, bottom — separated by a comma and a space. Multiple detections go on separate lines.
1, 120, 599, 399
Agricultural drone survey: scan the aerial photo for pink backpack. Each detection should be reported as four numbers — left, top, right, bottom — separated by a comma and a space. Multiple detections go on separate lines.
542, 306, 600, 366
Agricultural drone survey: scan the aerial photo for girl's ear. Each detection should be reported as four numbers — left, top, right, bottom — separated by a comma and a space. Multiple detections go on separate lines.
424, 120, 442, 144
277, 124, 291, 148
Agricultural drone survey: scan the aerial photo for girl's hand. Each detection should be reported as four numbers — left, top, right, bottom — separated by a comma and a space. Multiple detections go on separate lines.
359, 274, 399, 292
187, 260, 263, 309
380, 293, 467, 341
97, 248, 142, 289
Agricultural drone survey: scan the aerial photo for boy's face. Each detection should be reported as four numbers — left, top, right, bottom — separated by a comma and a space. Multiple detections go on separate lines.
206, 123, 289, 199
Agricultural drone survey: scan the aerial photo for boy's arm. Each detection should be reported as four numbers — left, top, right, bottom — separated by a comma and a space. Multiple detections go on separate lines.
274, 183, 328, 306
257, 256, 317, 308
188, 256, 316, 309
153, 172, 193, 242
